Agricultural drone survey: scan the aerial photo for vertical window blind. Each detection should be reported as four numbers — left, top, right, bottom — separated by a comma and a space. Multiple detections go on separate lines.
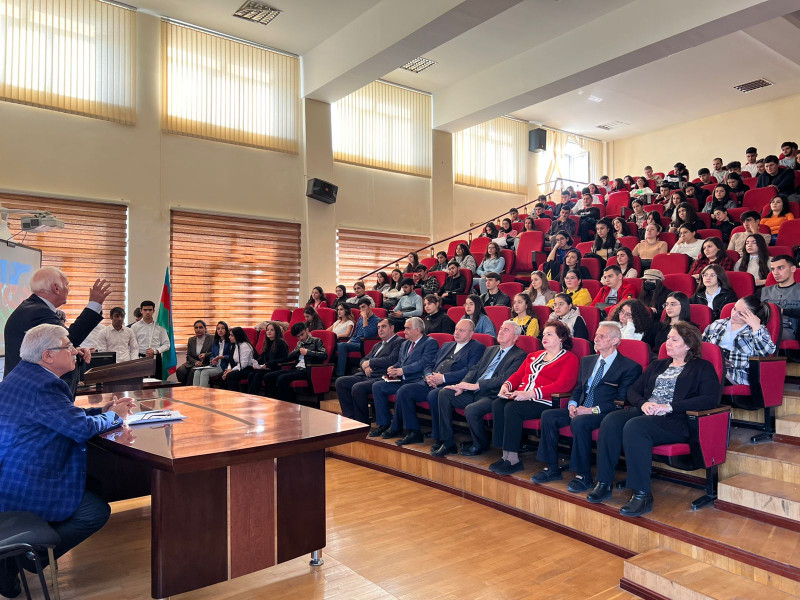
162, 20, 299, 153
336, 228, 430, 286
0, 0, 136, 123
332, 81, 432, 177
170, 210, 300, 347
453, 116, 528, 194
0, 194, 127, 326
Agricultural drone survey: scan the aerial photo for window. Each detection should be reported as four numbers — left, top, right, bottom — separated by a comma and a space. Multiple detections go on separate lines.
162, 20, 299, 153
170, 210, 300, 348
0, 194, 127, 325
336, 228, 430, 286
332, 81, 432, 177
0, 0, 136, 123
453, 116, 527, 194
558, 141, 589, 188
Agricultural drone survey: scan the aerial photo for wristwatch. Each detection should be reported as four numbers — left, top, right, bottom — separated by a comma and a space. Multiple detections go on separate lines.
592, 406, 600, 415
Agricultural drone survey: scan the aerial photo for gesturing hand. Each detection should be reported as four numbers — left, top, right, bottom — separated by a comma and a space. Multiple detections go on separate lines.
88, 279, 112, 304
739, 307, 762, 331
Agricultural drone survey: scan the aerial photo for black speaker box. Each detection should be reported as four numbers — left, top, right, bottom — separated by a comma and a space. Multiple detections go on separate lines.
306, 178, 338, 204
529, 128, 546, 153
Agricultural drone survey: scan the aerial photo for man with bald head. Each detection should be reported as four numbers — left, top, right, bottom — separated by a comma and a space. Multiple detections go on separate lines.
4, 266, 112, 377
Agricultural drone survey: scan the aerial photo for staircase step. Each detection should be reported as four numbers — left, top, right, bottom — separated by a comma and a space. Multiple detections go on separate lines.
775, 414, 800, 444
731, 388, 800, 424
720, 428, 800, 483
716, 473, 800, 531
622, 548, 795, 600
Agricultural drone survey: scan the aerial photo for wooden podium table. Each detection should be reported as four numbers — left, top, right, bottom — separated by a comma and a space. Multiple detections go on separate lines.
76, 387, 368, 599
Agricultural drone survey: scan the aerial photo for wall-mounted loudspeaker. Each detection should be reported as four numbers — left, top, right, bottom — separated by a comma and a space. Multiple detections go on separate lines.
529, 128, 546, 153
306, 178, 338, 204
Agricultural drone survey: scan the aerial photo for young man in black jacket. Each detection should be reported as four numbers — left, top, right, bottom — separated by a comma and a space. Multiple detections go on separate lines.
263, 322, 327, 403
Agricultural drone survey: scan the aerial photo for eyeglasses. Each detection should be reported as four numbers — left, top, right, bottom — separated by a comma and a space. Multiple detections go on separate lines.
47, 344, 74, 352
662, 302, 681, 309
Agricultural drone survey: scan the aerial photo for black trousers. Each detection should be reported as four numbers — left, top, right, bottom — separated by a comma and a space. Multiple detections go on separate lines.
263, 368, 309, 403
175, 362, 193, 385
536, 408, 606, 477
437, 388, 493, 448
247, 368, 278, 395
335, 373, 380, 424
595, 408, 688, 493
491, 397, 548, 451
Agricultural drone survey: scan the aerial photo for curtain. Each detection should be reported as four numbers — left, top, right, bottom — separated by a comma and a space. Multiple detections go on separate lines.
162, 20, 299, 153
332, 81, 431, 177
541, 129, 569, 194
337, 228, 430, 284
580, 138, 603, 185
0, 0, 136, 123
454, 116, 527, 194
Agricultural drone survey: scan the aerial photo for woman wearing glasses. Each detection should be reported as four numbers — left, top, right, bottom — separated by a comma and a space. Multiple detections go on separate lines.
643, 292, 693, 354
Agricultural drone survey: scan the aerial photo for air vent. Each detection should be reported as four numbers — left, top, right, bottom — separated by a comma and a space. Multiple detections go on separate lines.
596, 120, 629, 131
401, 57, 437, 74
733, 78, 773, 93
233, 1, 281, 26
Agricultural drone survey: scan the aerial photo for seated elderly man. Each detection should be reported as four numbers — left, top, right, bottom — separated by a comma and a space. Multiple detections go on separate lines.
0, 324, 133, 596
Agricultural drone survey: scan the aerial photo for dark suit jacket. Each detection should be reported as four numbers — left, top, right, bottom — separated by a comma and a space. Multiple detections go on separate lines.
392, 335, 438, 382
426, 339, 485, 384
627, 358, 721, 437
569, 353, 642, 414
359, 335, 404, 376
183, 335, 213, 366
757, 168, 796, 195
4, 295, 102, 376
462, 344, 527, 393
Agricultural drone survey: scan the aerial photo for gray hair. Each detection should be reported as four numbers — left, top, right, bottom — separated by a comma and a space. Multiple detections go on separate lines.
20, 323, 68, 363
406, 316, 425, 332
30, 266, 67, 294
502, 320, 522, 337
456, 319, 475, 332
597, 321, 623, 339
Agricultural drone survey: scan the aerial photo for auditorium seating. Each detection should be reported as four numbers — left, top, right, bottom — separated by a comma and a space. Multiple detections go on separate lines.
651, 253, 690, 275
420, 257, 437, 269
472, 333, 496, 347
499, 282, 523, 297
243, 327, 258, 346
662, 273, 695, 296
577, 306, 601, 340
657, 232, 678, 248
317, 307, 336, 328
516, 335, 540, 353
484, 306, 511, 333
446, 306, 466, 324
447, 240, 468, 258
271, 308, 292, 323
743, 188, 775, 212
582, 279, 601, 298
365, 290, 383, 307
776, 220, 800, 248
288, 329, 336, 406
618, 236, 638, 251
725, 271, 755, 298
606, 192, 631, 218
470, 237, 490, 257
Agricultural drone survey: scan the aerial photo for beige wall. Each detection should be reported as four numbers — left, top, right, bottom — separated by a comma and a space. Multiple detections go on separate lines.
611, 93, 800, 178
452, 185, 526, 235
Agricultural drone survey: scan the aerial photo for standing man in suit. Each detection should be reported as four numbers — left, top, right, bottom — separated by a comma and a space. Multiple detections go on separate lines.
335, 319, 403, 425
392, 320, 484, 446
432, 321, 527, 457
175, 320, 213, 384
369, 317, 438, 438
532, 322, 642, 492
4, 266, 111, 377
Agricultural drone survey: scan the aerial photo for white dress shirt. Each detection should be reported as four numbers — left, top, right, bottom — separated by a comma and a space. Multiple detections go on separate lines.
131, 320, 171, 354
95, 325, 139, 362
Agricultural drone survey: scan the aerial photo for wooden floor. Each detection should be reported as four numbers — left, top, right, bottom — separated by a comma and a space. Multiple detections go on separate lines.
30, 459, 634, 600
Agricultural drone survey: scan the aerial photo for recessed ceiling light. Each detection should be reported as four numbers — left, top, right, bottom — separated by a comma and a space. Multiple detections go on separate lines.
587, 95, 603, 103
733, 78, 773, 93
401, 57, 437, 74
233, 1, 281, 26
596, 120, 628, 131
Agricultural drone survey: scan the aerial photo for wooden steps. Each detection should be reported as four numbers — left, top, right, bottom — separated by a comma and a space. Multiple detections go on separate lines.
775, 414, 800, 446
716, 473, 800, 532
622, 548, 796, 600
720, 427, 800, 483
730, 389, 800, 424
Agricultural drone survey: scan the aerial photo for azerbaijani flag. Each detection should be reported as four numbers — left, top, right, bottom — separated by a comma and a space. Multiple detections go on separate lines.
157, 267, 177, 380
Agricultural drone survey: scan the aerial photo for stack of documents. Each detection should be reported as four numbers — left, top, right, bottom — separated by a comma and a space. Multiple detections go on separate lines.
126, 410, 187, 426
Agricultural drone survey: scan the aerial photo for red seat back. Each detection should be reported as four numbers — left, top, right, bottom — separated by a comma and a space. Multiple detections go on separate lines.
618, 236, 639, 251
243, 327, 258, 347
420, 257, 437, 269
533, 219, 552, 234
511, 222, 524, 233
284, 331, 298, 352
742, 188, 775, 212
515, 231, 545, 272
533, 306, 552, 329
776, 220, 800, 248
741, 177, 757, 189
581, 257, 602, 280
571, 338, 592, 360
500, 249, 516, 276
617, 339, 650, 370
459, 269, 473, 293
317, 307, 336, 328
606, 192, 631, 218
697, 228, 720, 240
372, 307, 387, 318
696, 213, 711, 229
310, 330, 336, 362
470, 237, 491, 257
582, 279, 601, 298
324, 293, 338, 307
658, 232, 678, 248
499, 282, 524, 297
767, 245, 793, 258
575, 241, 593, 255
548, 280, 561, 293
429, 333, 454, 347
726, 250, 740, 265
689, 304, 713, 332
662, 273, 696, 296
577, 305, 601, 339
289, 307, 305, 325
724, 271, 755, 298
271, 309, 291, 323
515, 336, 540, 354
256, 329, 267, 353
472, 333, 495, 347
365, 290, 383, 308
430, 271, 447, 288
485, 306, 511, 333
447, 306, 466, 324
622, 277, 643, 298
651, 253, 690, 275
643, 204, 664, 215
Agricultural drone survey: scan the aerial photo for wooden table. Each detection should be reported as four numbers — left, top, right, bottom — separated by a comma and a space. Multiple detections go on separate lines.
76, 387, 368, 599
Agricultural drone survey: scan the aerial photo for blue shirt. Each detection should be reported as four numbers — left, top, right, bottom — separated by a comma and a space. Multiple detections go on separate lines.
350, 313, 379, 342
569, 350, 618, 408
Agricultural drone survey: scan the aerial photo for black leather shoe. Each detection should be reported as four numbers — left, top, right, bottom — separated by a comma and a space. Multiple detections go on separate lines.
489, 458, 507, 472
566, 475, 593, 493
396, 430, 424, 446
380, 428, 402, 439
531, 466, 562, 483
493, 460, 524, 476
586, 481, 613, 503
0, 559, 21, 599
431, 443, 457, 457
368, 425, 389, 437
430, 440, 442, 451
460, 444, 487, 457
620, 491, 654, 517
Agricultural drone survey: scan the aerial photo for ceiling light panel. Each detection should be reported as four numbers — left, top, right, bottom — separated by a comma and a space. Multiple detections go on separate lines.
401, 57, 437, 74
596, 120, 629, 131
733, 78, 773, 93
233, 1, 282, 26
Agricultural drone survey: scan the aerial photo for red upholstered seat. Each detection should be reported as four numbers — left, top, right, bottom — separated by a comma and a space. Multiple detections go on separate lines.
548, 280, 561, 292
643, 204, 664, 215
420, 257, 437, 270
499, 282, 524, 297
460, 269, 473, 293
657, 232, 678, 248
575, 241, 593, 256
617, 339, 650, 370
582, 279, 601, 298
570, 338, 592, 360
577, 305, 600, 340
742, 188, 774, 212
580, 257, 602, 280
651, 253, 690, 275
485, 306, 511, 333
243, 327, 258, 346
516, 231, 545, 274
696, 213, 711, 228
446, 306, 465, 324
776, 220, 800, 249
515, 335, 540, 354
606, 192, 631, 218
470, 237, 491, 257
365, 290, 382, 308
622, 277, 642, 298
617, 236, 638, 251
472, 333, 495, 347
288, 330, 336, 402
271, 309, 292, 323
500, 249, 516, 277
724, 271, 755, 298
289, 308, 305, 325
429, 333, 453, 347
652, 444, 691, 457
317, 307, 336, 328
662, 273, 696, 296
324, 293, 338, 307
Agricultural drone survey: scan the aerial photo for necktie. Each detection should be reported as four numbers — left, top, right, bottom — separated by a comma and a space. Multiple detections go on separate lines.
373, 342, 384, 357
585, 358, 606, 408
406, 341, 416, 358
480, 349, 505, 381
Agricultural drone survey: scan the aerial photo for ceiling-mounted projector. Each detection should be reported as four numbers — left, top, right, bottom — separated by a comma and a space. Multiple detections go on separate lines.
20, 214, 65, 232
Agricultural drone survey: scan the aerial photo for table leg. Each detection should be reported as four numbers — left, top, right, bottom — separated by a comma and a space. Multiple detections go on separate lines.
310, 550, 324, 567
276, 450, 326, 563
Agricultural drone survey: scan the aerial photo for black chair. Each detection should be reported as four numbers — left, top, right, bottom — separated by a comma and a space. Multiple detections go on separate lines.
0, 512, 61, 600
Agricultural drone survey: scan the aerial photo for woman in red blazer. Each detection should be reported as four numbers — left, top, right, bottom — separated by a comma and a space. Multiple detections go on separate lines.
490, 320, 579, 475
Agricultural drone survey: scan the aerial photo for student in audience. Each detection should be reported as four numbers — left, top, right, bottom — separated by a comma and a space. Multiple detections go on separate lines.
589, 218, 620, 264
744, 147, 759, 176
332, 284, 349, 308
454, 243, 478, 273
670, 223, 703, 260
474, 242, 506, 294
646, 210, 663, 230
336, 318, 404, 425
588, 321, 720, 516
439, 260, 468, 306
610, 299, 653, 341
192, 321, 232, 387
666, 162, 689, 186
711, 158, 729, 184
688, 237, 734, 280
758, 155, 796, 195
532, 203, 552, 221
726, 161, 742, 175
702, 184, 737, 214
696, 168, 716, 186
95, 307, 139, 363
532, 321, 642, 491
728, 210, 771, 254
489, 321, 579, 475
780, 141, 798, 169
176, 320, 212, 385
761, 255, 800, 341
551, 293, 589, 339
644, 166, 662, 185
423, 294, 455, 334
433, 321, 527, 457
690, 264, 737, 321
480, 273, 511, 307
554, 192, 574, 213
623, 175, 635, 189
414, 265, 440, 296
574, 190, 601, 241
734, 234, 770, 288
543, 232, 574, 279
304, 306, 325, 332
644, 291, 692, 353
551, 248, 591, 288
614, 247, 638, 278
263, 322, 328, 404
599, 175, 611, 190
345, 281, 375, 307
481, 221, 499, 239
403, 252, 420, 274
326, 304, 354, 340
547, 207, 578, 246
493, 218, 518, 251
712, 207, 737, 244
638, 269, 671, 316
686, 181, 710, 206
663, 191, 684, 221
669, 202, 699, 234
630, 177, 654, 201
763, 195, 794, 241
725, 172, 749, 203
247, 322, 289, 394
702, 296, 775, 385
430, 251, 449, 272
335, 298, 379, 377
756, 159, 766, 176
307, 286, 328, 309
633, 223, 669, 269
628, 199, 647, 235
591, 265, 636, 311
511, 293, 540, 337
522, 216, 537, 233
549, 269, 592, 308
527, 270, 556, 306
372, 274, 390, 293
389, 278, 424, 328
382, 269, 405, 309
462, 294, 496, 336
221, 327, 258, 391
655, 182, 673, 205
611, 216, 628, 240
509, 207, 523, 223
612, 178, 626, 192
